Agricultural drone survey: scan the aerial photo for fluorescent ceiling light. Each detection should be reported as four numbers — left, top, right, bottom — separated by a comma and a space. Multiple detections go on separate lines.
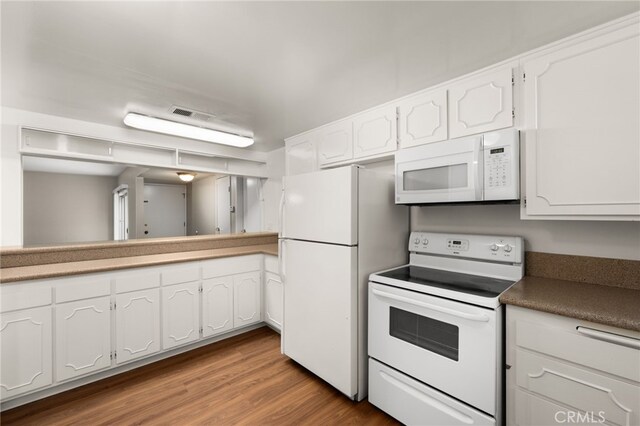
177, 172, 196, 182
124, 112, 253, 148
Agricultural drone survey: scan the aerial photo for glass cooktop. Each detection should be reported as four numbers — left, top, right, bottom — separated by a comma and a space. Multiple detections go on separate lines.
377, 265, 515, 298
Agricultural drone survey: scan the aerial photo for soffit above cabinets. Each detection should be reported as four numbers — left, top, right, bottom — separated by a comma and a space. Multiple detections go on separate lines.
1, 2, 638, 151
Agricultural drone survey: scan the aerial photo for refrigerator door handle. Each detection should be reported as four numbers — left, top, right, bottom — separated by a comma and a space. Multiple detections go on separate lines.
278, 185, 285, 237
279, 239, 286, 284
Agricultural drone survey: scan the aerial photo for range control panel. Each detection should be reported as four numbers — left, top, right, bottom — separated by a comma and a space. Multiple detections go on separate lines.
409, 231, 523, 263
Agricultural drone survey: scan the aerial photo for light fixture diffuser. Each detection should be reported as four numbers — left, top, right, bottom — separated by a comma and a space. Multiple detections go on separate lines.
124, 112, 253, 148
177, 172, 196, 182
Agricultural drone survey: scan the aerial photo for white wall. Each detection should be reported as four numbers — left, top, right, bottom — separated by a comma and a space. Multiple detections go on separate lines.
262, 147, 285, 232
412, 204, 640, 261
188, 175, 217, 236
23, 172, 117, 246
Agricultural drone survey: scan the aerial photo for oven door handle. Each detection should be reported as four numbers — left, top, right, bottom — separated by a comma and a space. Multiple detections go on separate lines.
372, 288, 490, 322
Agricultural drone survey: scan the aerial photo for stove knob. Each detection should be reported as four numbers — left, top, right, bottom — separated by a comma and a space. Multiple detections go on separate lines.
490, 244, 499, 252
503, 244, 513, 253
422, 238, 429, 245
414, 237, 421, 244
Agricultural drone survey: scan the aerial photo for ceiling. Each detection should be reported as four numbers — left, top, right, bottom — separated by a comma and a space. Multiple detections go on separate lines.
2, 2, 638, 152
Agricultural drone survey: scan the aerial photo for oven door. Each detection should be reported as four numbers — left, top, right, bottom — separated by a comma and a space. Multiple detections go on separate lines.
369, 282, 498, 415
395, 135, 483, 204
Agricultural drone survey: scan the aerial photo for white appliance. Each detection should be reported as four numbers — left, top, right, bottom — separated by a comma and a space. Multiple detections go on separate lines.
395, 129, 519, 205
279, 165, 408, 401
368, 232, 524, 425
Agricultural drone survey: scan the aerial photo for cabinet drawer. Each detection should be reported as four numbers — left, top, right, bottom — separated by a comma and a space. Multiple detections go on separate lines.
202, 255, 261, 279
0, 281, 52, 313
114, 268, 161, 293
54, 274, 111, 303
264, 255, 279, 274
161, 263, 200, 286
516, 317, 640, 382
516, 349, 640, 426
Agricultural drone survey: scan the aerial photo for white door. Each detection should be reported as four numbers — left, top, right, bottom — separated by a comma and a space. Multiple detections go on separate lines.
243, 177, 262, 233
282, 166, 357, 245
0, 307, 53, 399
317, 119, 353, 166
115, 288, 161, 364
282, 239, 358, 399
162, 282, 200, 350
449, 66, 513, 139
523, 24, 640, 217
352, 104, 397, 159
55, 297, 111, 381
285, 133, 318, 176
215, 176, 231, 234
233, 271, 261, 328
264, 272, 283, 331
202, 277, 234, 337
398, 88, 448, 148
143, 184, 186, 238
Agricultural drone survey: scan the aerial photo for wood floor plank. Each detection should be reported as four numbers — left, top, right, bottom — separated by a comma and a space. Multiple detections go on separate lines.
1, 327, 399, 426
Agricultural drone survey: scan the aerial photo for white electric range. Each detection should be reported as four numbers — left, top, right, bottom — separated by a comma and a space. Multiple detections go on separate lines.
368, 231, 524, 426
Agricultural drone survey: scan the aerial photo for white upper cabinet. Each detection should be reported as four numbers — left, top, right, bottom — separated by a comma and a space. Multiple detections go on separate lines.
522, 22, 640, 218
317, 119, 353, 166
0, 306, 52, 399
55, 296, 111, 381
449, 65, 514, 139
352, 104, 397, 159
285, 133, 318, 176
398, 89, 448, 148
115, 288, 161, 364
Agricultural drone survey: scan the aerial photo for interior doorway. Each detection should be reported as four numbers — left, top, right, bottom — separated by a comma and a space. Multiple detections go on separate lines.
143, 183, 186, 238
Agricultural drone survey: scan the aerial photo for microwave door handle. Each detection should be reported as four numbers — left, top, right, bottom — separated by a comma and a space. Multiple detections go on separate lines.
371, 288, 490, 322
474, 138, 483, 201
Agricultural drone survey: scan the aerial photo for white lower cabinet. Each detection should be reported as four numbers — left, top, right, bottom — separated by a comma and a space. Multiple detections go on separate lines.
263, 271, 283, 331
507, 306, 640, 426
55, 296, 111, 382
115, 289, 161, 364
162, 282, 201, 350
202, 277, 234, 338
233, 272, 261, 328
0, 306, 53, 399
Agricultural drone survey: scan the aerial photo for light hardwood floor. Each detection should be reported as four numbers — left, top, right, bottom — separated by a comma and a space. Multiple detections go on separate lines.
1, 327, 399, 425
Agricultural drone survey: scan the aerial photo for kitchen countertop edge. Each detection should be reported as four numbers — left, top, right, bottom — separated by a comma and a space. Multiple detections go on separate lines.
0, 243, 279, 284
500, 276, 640, 332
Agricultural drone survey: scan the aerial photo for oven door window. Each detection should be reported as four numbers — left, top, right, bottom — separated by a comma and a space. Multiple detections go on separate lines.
403, 163, 468, 191
389, 307, 459, 361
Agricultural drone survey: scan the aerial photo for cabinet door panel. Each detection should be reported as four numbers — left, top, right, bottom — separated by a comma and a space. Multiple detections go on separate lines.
353, 105, 397, 158
162, 282, 200, 350
202, 277, 233, 338
449, 66, 513, 138
0, 306, 52, 399
523, 26, 640, 217
115, 289, 160, 364
55, 297, 111, 381
398, 89, 448, 148
317, 120, 353, 166
264, 272, 283, 331
233, 272, 261, 328
285, 134, 318, 176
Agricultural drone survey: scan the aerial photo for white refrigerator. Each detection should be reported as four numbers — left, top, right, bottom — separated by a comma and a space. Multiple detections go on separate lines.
279, 165, 408, 401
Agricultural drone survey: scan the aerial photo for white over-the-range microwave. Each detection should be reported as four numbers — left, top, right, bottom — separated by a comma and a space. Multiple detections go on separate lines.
395, 128, 519, 205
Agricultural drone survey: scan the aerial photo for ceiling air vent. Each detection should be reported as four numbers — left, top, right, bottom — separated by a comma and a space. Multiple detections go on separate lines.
170, 106, 215, 122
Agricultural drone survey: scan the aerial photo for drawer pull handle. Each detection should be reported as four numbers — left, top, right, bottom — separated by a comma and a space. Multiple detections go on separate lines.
372, 287, 490, 322
379, 370, 474, 424
576, 326, 640, 350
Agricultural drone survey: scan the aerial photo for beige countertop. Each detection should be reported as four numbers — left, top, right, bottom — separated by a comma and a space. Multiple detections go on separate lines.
0, 243, 278, 283
500, 276, 640, 332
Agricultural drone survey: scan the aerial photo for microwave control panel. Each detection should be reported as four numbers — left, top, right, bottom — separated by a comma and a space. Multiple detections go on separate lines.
485, 146, 511, 189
